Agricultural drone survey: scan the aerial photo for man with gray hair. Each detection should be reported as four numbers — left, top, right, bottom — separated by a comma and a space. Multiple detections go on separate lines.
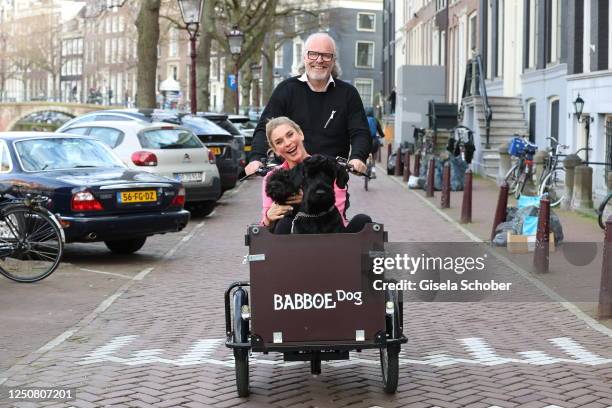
245, 32, 370, 176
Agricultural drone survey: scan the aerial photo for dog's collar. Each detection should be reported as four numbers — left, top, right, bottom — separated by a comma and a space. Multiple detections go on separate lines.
290, 205, 336, 233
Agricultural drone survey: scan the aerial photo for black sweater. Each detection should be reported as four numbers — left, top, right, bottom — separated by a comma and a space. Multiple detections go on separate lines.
250, 77, 371, 163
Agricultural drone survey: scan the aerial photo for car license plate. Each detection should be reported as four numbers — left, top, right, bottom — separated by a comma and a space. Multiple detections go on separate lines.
209, 147, 222, 155
244, 145, 252, 152
175, 172, 203, 183
118, 190, 157, 203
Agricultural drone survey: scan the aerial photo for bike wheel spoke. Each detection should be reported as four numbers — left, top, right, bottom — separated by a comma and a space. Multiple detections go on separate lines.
0, 206, 63, 282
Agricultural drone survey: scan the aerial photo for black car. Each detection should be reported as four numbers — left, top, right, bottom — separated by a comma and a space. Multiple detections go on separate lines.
56, 109, 242, 192
197, 112, 247, 169
0, 133, 190, 254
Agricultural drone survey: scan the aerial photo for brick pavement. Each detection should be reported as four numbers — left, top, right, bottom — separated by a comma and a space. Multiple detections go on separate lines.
0, 173, 611, 407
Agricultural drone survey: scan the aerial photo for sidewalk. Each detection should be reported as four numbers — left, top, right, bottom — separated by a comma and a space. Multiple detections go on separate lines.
378, 147, 610, 326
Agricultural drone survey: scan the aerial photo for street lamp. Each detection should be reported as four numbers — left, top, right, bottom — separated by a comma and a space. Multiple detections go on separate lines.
227, 26, 244, 114
178, 0, 204, 114
573, 93, 594, 164
250, 63, 261, 111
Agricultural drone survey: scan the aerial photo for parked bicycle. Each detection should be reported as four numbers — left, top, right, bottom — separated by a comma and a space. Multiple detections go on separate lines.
597, 192, 612, 230
536, 136, 569, 207
504, 135, 538, 199
0, 188, 64, 283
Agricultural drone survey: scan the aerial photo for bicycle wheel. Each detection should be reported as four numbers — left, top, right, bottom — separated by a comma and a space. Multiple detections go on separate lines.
0, 206, 63, 282
504, 164, 521, 196
539, 169, 566, 207
598, 193, 612, 230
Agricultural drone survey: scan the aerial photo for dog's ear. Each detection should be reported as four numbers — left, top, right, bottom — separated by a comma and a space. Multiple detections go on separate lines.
335, 163, 350, 189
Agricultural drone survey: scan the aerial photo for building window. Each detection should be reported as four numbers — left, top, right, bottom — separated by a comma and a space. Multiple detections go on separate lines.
486, 0, 493, 78
606, 117, 612, 174
292, 38, 303, 73
549, 97, 560, 149
496, 0, 504, 77
274, 46, 283, 69
598, 0, 609, 70
468, 12, 477, 53
547, 0, 562, 64
436, 0, 447, 11
525, 0, 538, 69
354, 78, 373, 107
355, 41, 374, 68
609, 1, 612, 69
357, 12, 375, 31
169, 28, 178, 57
528, 100, 536, 143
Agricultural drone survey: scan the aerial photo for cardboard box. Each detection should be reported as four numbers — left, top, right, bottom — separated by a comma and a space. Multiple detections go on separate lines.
507, 232, 555, 254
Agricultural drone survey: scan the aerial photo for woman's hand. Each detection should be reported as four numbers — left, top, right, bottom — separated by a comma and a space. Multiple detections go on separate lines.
267, 202, 293, 221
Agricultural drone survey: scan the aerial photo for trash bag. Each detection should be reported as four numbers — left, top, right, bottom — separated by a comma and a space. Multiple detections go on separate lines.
423, 157, 444, 191
449, 156, 468, 191
408, 175, 420, 189
417, 176, 426, 189
511, 205, 564, 243
492, 221, 517, 246
506, 206, 519, 222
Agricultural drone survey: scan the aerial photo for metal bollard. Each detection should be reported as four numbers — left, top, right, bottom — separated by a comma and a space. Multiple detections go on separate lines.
402, 152, 411, 182
598, 217, 612, 319
441, 162, 451, 208
394, 147, 402, 176
490, 182, 509, 241
387, 143, 392, 166
426, 158, 435, 197
376, 144, 382, 163
533, 195, 551, 274
413, 153, 421, 177
460, 169, 473, 223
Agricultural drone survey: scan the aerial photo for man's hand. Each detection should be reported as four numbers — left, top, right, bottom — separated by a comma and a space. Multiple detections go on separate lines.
245, 160, 263, 176
348, 159, 367, 175
266, 202, 293, 221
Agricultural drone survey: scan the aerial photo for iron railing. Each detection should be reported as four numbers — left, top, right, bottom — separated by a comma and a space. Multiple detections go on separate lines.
462, 54, 493, 148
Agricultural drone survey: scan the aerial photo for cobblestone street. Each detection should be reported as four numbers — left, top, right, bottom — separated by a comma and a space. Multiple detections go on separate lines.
1, 172, 612, 408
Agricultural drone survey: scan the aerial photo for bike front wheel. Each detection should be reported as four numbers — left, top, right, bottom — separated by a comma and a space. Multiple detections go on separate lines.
504, 164, 521, 196
539, 169, 566, 207
0, 206, 64, 283
598, 193, 612, 230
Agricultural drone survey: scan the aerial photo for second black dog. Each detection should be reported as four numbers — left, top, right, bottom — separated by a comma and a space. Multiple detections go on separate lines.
265, 154, 349, 234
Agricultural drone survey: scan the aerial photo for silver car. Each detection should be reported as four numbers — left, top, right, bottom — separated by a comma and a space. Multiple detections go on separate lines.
59, 120, 221, 216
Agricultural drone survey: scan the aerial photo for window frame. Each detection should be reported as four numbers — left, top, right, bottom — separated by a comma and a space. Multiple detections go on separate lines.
355, 41, 375, 68
356, 12, 376, 32
354, 78, 374, 107
548, 96, 560, 149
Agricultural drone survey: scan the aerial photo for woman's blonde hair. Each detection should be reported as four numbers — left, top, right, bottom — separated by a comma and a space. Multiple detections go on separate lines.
265, 116, 302, 148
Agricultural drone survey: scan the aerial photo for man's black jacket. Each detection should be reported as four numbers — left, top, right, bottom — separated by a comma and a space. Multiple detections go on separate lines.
249, 76, 371, 163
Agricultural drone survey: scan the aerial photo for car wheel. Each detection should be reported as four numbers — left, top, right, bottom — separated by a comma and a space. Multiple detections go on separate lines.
189, 201, 216, 217
104, 237, 147, 254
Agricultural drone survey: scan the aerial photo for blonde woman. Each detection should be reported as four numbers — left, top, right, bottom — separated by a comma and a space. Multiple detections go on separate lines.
261, 117, 371, 234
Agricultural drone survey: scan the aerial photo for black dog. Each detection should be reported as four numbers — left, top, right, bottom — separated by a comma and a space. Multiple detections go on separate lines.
265, 155, 349, 234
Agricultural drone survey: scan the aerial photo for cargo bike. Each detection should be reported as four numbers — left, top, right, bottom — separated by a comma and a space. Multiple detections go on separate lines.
224, 223, 407, 397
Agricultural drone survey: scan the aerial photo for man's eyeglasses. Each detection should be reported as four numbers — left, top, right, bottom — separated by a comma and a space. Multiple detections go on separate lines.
306, 51, 334, 62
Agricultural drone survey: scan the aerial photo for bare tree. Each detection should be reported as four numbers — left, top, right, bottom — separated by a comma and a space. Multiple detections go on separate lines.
135, 0, 161, 108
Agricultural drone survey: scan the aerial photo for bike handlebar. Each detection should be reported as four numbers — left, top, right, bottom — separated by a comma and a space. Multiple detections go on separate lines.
241, 156, 371, 181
